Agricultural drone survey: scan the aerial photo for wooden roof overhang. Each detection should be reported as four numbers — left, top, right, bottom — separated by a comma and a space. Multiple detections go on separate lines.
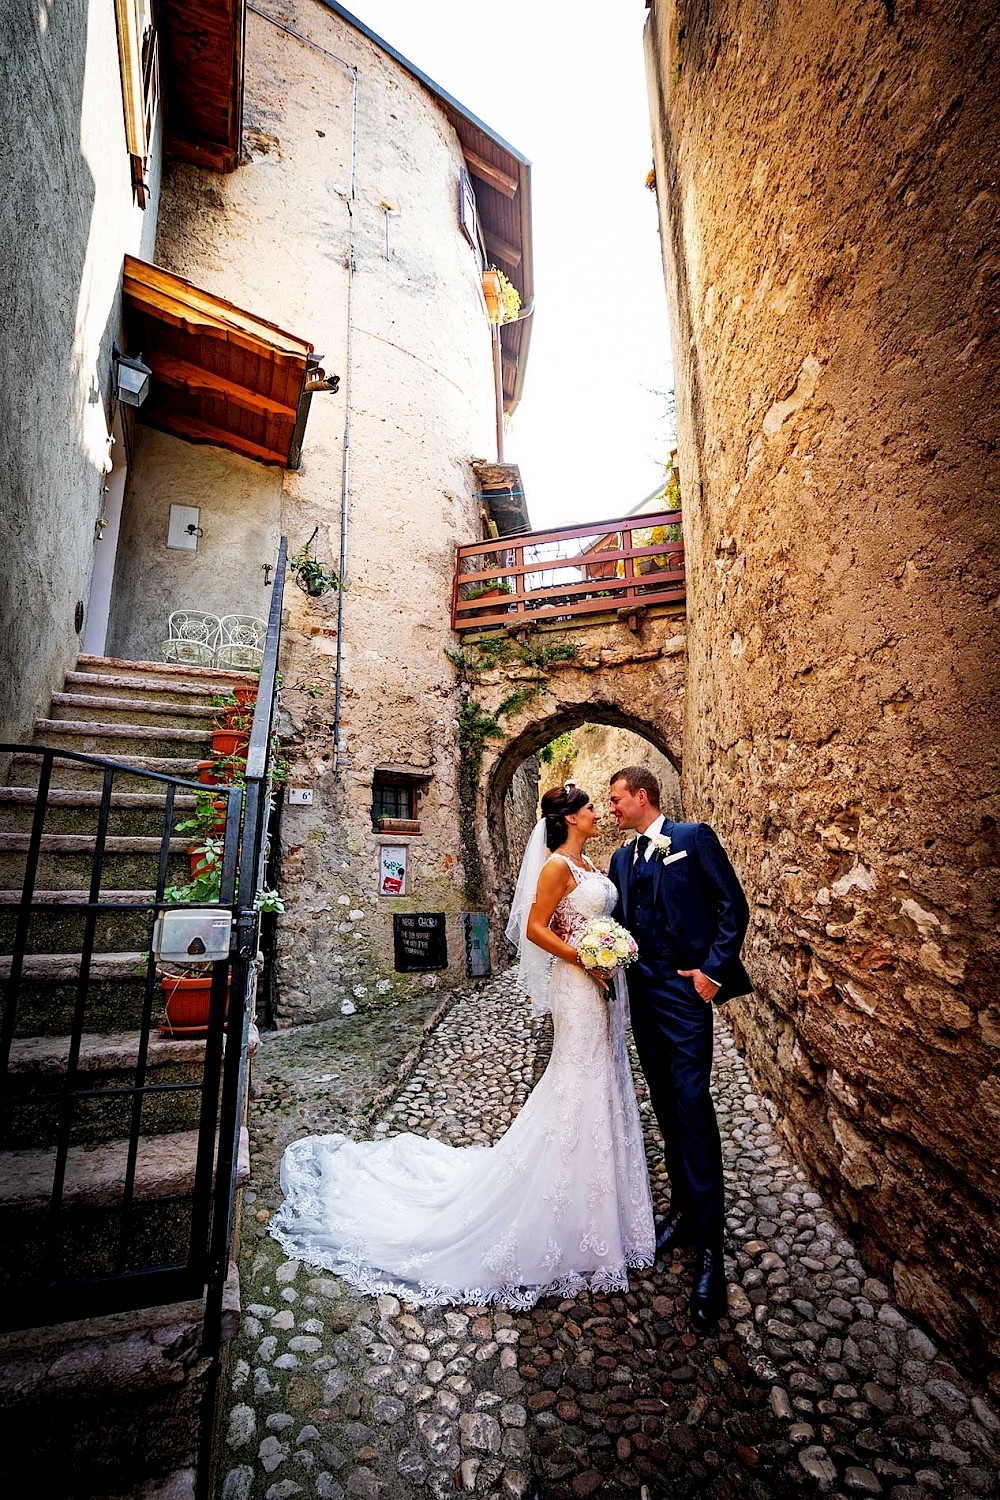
158, 0, 245, 172
318, 2, 534, 415
122, 255, 318, 468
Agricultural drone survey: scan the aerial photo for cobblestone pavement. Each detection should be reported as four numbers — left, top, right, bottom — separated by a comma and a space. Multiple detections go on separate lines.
222, 975, 999, 1500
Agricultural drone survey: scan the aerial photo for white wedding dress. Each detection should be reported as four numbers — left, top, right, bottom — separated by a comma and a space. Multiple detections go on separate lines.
270, 859, 655, 1307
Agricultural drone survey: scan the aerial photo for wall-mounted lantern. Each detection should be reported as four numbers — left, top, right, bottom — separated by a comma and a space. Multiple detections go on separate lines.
115, 349, 152, 407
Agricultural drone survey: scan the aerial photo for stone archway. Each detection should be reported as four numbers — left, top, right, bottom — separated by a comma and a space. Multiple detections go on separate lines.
465, 615, 686, 949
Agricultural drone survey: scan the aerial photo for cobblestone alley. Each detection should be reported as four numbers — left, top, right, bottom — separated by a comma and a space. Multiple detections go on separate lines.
221, 977, 1000, 1500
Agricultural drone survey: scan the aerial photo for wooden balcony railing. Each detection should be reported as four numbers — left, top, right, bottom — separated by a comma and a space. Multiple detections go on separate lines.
451, 509, 685, 631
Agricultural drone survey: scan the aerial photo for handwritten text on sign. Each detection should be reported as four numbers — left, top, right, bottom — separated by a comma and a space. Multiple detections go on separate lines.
393, 912, 448, 972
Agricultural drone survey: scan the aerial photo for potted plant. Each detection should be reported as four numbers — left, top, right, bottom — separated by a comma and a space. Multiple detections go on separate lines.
290, 539, 342, 597
210, 712, 252, 758
464, 578, 515, 615
176, 788, 229, 840
159, 966, 229, 1036
482, 266, 521, 324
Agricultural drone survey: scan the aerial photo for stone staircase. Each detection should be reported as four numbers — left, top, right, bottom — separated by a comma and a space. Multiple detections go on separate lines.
0, 654, 258, 1498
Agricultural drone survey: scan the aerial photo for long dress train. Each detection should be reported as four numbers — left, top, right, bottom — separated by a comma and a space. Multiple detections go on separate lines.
270, 860, 655, 1308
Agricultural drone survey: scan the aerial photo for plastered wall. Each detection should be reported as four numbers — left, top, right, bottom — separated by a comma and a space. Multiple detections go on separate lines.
0, 0, 160, 740
153, 0, 497, 1019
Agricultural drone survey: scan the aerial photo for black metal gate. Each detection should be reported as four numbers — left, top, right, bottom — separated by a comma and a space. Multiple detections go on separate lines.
0, 538, 287, 1334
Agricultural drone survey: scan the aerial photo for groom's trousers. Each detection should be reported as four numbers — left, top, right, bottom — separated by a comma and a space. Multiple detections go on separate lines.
627, 961, 725, 1251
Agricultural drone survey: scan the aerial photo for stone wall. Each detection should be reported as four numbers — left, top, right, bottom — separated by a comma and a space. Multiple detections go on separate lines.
0, 0, 160, 741
153, 1, 498, 1022
645, 0, 1000, 1378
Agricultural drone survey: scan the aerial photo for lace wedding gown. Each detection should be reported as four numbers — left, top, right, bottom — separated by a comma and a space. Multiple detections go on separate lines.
271, 860, 655, 1307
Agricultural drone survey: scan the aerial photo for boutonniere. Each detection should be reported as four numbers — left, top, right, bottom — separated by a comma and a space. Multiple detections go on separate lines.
650, 833, 672, 862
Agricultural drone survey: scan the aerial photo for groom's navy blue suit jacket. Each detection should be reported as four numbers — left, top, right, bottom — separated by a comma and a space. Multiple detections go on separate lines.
609, 820, 752, 1005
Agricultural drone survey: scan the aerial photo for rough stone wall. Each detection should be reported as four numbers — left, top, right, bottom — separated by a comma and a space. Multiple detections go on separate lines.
645, 0, 1000, 1378
539, 724, 682, 871
0, 0, 160, 741
154, 1, 497, 1022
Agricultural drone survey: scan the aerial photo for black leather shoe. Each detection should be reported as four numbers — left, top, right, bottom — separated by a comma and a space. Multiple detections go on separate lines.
690, 1247, 727, 1333
654, 1210, 693, 1256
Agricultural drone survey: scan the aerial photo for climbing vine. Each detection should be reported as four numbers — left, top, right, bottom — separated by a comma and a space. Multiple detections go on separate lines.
449, 637, 580, 773
448, 635, 580, 907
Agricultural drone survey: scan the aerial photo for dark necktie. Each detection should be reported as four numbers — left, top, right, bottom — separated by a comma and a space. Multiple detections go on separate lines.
635, 833, 650, 864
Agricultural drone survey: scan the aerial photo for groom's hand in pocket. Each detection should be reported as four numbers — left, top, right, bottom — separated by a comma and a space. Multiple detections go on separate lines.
679, 968, 721, 1003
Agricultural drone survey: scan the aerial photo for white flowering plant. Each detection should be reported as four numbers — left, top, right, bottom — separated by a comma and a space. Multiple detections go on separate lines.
575, 917, 639, 988
650, 832, 672, 861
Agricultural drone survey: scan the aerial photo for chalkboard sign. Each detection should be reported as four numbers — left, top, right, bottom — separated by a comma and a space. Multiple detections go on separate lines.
393, 912, 448, 972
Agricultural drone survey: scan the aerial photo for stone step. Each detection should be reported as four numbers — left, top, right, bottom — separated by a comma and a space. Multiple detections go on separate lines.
0, 1126, 250, 1299
0, 890, 159, 954
33, 718, 212, 761
76, 653, 256, 690
0, 950, 228, 1037
0, 785, 204, 839
0, 834, 190, 892
0, 1264, 240, 1495
7, 751, 206, 792
51, 691, 220, 727
66, 668, 237, 704
3, 1030, 211, 1148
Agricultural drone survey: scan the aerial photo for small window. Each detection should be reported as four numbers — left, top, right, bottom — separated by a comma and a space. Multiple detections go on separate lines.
115, 0, 158, 207
372, 775, 420, 833
460, 167, 485, 270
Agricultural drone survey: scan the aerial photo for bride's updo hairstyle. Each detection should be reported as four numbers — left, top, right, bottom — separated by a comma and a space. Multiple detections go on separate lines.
540, 785, 590, 851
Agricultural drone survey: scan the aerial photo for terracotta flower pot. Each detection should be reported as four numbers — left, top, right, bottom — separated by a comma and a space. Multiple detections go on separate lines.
190, 845, 220, 879
481, 269, 503, 323
159, 972, 230, 1036
198, 760, 219, 786
211, 727, 249, 757
207, 797, 228, 832
232, 685, 257, 710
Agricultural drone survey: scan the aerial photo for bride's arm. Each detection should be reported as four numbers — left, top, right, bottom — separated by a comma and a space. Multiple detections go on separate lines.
525, 859, 584, 968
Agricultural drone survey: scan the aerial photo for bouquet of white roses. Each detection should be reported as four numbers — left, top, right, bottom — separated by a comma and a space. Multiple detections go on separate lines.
575, 916, 639, 984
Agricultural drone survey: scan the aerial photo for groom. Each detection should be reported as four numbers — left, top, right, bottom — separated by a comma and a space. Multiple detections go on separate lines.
608, 766, 751, 1332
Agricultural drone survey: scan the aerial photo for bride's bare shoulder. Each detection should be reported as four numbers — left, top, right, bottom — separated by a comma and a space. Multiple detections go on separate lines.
536, 854, 574, 894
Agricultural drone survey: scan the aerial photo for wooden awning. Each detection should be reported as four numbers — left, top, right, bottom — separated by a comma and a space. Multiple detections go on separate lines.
122, 256, 320, 467
157, 0, 245, 173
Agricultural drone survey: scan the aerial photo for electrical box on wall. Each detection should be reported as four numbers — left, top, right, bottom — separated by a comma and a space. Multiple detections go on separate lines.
167, 504, 201, 551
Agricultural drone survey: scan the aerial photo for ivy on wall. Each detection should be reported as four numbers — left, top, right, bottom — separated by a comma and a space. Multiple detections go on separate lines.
446, 635, 579, 907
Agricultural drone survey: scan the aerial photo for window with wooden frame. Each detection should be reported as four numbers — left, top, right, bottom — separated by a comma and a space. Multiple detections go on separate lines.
371, 770, 426, 834
459, 167, 486, 271
115, 0, 158, 208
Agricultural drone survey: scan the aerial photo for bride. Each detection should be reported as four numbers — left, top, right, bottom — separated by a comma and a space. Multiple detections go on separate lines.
270, 784, 655, 1307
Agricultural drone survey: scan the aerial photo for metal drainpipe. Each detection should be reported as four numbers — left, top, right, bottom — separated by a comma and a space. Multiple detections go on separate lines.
491, 299, 534, 463
246, 5, 358, 775
332, 73, 359, 775
492, 325, 505, 463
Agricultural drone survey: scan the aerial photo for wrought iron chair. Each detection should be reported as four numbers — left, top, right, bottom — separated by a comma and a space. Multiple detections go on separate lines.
161, 611, 221, 666
215, 615, 267, 671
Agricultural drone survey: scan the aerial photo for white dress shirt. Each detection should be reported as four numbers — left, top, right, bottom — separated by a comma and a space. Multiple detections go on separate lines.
631, 813, 666, 864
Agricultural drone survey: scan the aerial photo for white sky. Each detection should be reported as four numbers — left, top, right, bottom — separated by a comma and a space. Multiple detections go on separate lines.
349, 0, 675, 529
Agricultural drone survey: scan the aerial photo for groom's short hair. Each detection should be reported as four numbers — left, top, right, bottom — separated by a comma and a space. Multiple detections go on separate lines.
610, 766, 661, 807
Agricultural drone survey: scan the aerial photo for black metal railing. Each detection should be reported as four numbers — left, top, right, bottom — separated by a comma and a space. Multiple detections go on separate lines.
0, 536, 288, 1333
0, 747, 242, 1327
203, 533, 287, 1348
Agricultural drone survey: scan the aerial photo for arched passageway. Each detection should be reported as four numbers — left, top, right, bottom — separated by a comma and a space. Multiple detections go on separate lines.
464, 616, 687, 949
486, 704, 682, 931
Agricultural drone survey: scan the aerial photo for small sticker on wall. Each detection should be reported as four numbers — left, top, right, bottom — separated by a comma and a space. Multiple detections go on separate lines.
379, 845, 407, 896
